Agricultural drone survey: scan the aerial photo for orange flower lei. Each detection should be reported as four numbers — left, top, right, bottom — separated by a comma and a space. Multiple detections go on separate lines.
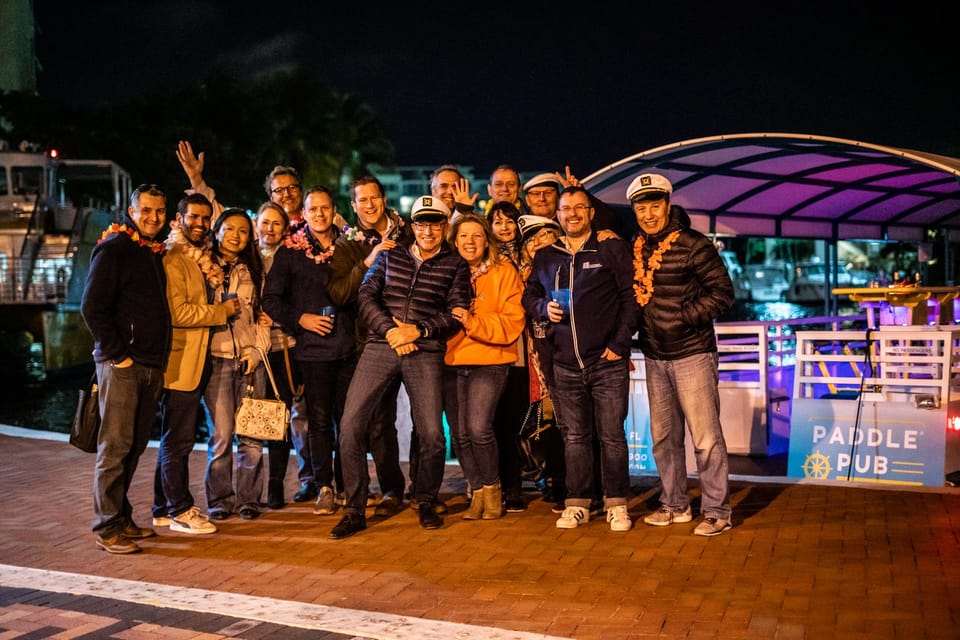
632, 230, 680, 306
98, 223, 165, 254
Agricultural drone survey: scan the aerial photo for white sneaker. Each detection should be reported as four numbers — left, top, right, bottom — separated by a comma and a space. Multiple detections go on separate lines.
555, 506, 589, 529
606, 505, 632, 532
643, 505, 693, 527
693, 517, 732, 537
170, 506, 217, 535
313, 486, 336, 515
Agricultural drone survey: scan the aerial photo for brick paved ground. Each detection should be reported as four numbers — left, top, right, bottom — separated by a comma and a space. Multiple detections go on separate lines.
1, 431, 959, 639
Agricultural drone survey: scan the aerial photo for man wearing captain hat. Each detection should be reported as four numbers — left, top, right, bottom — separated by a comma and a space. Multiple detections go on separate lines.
523, 167, 624, 236
523, 173, 563, 218
332, 195, 471, 540
627, 173, 736, 537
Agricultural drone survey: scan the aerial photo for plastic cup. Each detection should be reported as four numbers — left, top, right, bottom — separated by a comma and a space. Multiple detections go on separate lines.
551, 289, 570, 314
320, 305, 337, 318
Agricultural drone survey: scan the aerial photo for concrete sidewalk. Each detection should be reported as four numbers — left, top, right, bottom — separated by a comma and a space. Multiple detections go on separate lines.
1, 430, 958, 639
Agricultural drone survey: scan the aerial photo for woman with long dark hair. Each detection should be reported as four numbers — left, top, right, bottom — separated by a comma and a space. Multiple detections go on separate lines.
204, 208, 271, 520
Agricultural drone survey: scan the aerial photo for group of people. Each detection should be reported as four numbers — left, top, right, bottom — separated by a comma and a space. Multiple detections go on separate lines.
80, 145, 736, 554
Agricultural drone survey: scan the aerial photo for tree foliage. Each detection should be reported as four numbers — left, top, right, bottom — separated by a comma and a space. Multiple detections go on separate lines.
0, 66, 394, 210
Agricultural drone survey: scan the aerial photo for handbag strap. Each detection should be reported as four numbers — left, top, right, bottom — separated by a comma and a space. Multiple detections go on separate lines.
255, 347, 284, 401
281, 334, 305, 397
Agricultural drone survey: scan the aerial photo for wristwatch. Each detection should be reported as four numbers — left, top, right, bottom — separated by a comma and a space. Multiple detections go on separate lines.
417, 322, 430, 339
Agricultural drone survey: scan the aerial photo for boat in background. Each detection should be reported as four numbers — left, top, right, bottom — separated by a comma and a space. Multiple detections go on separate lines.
0, 143, 130, 380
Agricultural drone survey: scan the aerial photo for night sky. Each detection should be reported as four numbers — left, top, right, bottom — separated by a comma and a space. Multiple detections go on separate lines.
32, 2, 959, 176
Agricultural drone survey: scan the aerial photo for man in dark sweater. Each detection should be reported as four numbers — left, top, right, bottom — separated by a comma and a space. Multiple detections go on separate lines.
80, 183, 172, 554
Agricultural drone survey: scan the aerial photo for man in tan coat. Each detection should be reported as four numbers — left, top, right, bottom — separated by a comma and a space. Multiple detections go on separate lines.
151, 193, 236, 535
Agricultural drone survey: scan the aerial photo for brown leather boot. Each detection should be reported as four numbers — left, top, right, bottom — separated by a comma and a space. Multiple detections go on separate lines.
482, 482, 504, 520
461, 487, 484, 520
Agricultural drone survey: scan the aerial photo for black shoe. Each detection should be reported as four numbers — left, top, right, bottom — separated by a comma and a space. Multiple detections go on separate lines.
409, 498, 448, 514
330, 513, 366, 539
551, 501, 565, 514
96, 533, 141, 554
267, 480, 285, 509
209, 510, 232, 521
504, 496, 527, 513
589, 499, 605, 517
293, 482, 318, 502
239, 507, 259, 520
121, 521, 157, 539
374, 495, 400, 517
418, 503, 443, 529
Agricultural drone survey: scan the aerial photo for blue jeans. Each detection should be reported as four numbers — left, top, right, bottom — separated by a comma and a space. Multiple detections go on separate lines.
552, 357, 630, 509
645, 352, 731, 520
340, 343, 446, 513
154, 356, 212, 518
444, 364, 509, 489
93, 360, 163, 536
204, 357, 265, 514
301, 356, 357, 491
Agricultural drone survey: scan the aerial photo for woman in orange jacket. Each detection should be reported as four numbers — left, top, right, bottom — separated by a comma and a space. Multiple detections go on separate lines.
444, 213, 526, 520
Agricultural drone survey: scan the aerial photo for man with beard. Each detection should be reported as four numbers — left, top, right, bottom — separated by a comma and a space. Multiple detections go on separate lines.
151, 193, 234, 535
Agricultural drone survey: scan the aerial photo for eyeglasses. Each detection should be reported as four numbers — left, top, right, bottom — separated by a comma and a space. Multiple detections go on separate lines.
527, 189, 555, 199
557, 204, 592, 215
413, 221, 444, 231
271, 184, 301, 195
526, 228, 558, 245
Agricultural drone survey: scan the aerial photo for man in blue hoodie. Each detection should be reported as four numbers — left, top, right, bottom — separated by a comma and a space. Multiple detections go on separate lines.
522, 186, 637, 533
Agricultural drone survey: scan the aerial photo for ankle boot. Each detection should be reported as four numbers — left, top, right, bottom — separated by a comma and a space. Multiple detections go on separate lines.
461, 487, 484, 520
482, 482, 503, 520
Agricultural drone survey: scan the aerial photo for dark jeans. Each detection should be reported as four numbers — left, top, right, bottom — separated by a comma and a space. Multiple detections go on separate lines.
301, 355, 356, 492
552, 357, 631, 509
94, 360, 164, 536
266, 348, 300, 490
444, 364, 509, 489
493, 365, 528, 497
154, 357, 211, 518
367, 376, 405, 498
340, 343, 446, 514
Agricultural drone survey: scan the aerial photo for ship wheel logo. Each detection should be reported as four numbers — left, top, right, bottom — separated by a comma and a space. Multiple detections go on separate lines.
802, 452, 832, 479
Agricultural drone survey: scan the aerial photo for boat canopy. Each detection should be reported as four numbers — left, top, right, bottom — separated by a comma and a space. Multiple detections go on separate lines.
582, 133, 960, 243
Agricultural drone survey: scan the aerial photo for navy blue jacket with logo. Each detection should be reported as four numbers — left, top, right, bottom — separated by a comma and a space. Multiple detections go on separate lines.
521, 232, 637, 370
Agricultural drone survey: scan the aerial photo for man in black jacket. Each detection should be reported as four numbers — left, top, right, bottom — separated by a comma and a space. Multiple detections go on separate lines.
80, 183, 172, 554
629, 173, 735, 537
330, 196, 471, 539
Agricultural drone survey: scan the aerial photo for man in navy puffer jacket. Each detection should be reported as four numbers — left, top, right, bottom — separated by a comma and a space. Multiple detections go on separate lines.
331, 196, 471, 539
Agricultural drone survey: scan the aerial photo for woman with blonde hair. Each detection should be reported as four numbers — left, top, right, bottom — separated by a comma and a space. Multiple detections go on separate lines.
444, 213, 525, 520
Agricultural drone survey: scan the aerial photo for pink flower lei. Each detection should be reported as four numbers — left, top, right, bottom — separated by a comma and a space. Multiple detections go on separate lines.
285, 226, 336, 264
165, 221, 224, 288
